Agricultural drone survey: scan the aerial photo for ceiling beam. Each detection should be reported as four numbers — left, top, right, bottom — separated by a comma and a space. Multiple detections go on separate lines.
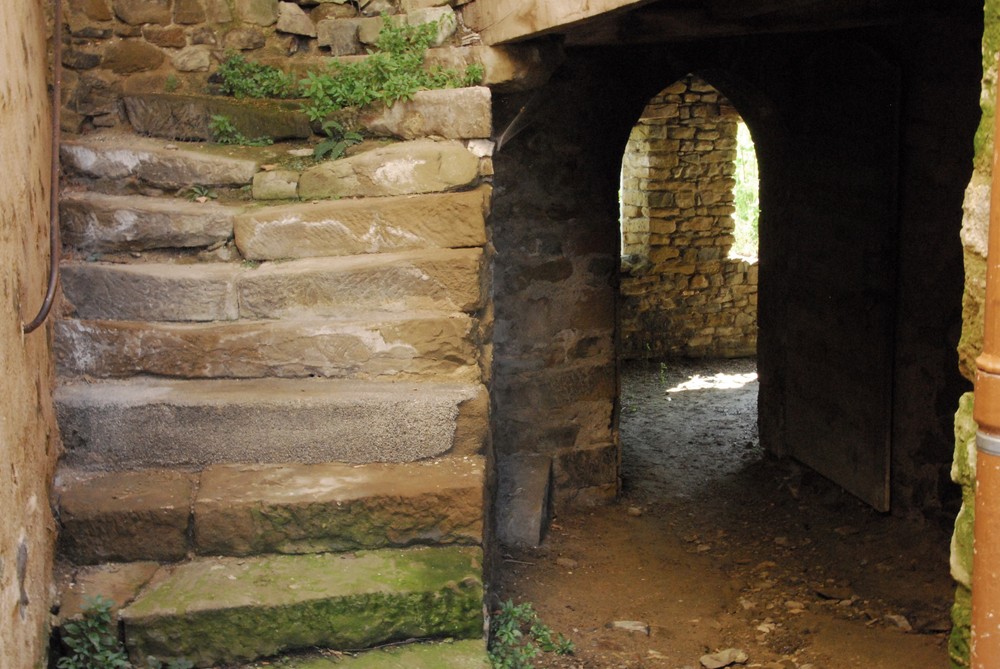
463, 0, 660, 44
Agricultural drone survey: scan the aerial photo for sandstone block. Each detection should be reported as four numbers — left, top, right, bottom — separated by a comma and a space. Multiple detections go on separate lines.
496, 453, 552, 548
298, 139, 479, 199
61, 261, 240, 322
276, 1, 317, 36
61, 133, 259, 187
252, 169, 300, 199
56, 313, 480, 381
120, 547, 483, 666
316, 18, 362, 55
425, 43, 563, 92
124, 93, 311, 141
142, 24, 187, 47
234, 186, 489, 259
301, 641, 490, 668
174, 0, 206, 23
406, 6, 456, 46
204, 0, 232, 21
112, 0, 171, 25
60, 192, 236, 252
56, 377, 486, 468
72, 0, 114, 21
237, 248, 483, 317
224, 26, 266, 49
236, 0, 278, 25
360, 87, 490, 140
102, 40, 165, 74
56, 468, 194, 563
194, 456, 483, 555
171, 45, 211, 71
57, 562, 159, 623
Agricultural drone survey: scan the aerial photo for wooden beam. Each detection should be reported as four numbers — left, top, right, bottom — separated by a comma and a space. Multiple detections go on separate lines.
464, 0, 659, 44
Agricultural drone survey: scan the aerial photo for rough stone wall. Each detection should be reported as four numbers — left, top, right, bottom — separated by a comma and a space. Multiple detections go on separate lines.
58, 0, 481, 131
0, 1, 61, 666
619, 74, 757, 359
949, 1, 1000, 664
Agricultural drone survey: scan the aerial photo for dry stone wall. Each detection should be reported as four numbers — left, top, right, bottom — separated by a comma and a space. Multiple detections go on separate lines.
619, 75, 757, 359
58, 0, 553, 132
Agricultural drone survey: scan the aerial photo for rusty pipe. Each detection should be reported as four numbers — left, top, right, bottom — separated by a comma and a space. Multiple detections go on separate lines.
22, 0, 62, 334
971, 52, 1000, 669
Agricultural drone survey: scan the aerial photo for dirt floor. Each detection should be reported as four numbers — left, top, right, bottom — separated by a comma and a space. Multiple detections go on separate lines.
493, 358, 956, 669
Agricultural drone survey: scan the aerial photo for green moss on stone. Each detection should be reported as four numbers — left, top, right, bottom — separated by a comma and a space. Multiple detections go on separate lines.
959, 250, 987, 382
285, 639, 489, 668
121, 547, 483, 667
951, 584, 973, 668
974, 0, 1000, 172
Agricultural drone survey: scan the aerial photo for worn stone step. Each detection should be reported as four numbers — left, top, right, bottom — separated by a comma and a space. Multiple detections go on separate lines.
61, 132, 260, 188
55, 455, 484, 564
298, 139, 482, 200
57, 377, 488, 470
118, 546, 483, 666
56, 313, 480, 381
234, 186, 489, 260
61, 248, 483, 322
123, 93, 312, 142
357, 87, 491, 140
253, 640, 489, 668
60, 191, 239, 253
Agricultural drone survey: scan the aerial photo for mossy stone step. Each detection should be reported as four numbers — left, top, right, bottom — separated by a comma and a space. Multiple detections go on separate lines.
119, 546, 484, 667
255, 639, 489, 668
124, 93, 312, 142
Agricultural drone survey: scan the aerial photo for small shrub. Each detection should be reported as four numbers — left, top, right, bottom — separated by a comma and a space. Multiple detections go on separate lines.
56, 596, 130, 669
209, 114, 273, 147
216, 52, 298, 99
164, 74, 179, 93
314, 119, 364, 160
488, 600, 574, 669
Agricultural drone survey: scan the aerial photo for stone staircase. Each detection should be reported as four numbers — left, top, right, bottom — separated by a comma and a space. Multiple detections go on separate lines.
52, 86, 493, 667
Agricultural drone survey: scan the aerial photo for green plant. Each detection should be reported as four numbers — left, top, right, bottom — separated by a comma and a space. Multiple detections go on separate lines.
488, 600, 574, 669
731, 120, 759, 258
164, 74, 179, 93
57, 596, 130, 669
146, 658, 194, 669
209, 114, 273, 147
314, 119, 364, 160
216, 52, 298, 99
299, 14, 483, 122
183, 185, 217, 201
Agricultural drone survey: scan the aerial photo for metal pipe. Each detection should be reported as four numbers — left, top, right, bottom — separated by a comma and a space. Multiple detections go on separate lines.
971, 52, 1000, 669
22, 0, 62, 335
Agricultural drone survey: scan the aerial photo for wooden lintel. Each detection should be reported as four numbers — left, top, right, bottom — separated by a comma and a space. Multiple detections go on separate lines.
464, 0, 659, 44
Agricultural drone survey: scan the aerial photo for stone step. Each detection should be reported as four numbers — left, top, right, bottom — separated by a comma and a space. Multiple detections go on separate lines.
55, 455, 483, 564
61, 248, 483, 322
56, 313, 480, 382
116, 546, 483, 666
123, 93, 312, 142
61, 132, 260, 188
234, 186, 489, 260
297, 139, 482, 200
56, 377, 487, 470
251, 640, 489, 668
60, 191, 239, 253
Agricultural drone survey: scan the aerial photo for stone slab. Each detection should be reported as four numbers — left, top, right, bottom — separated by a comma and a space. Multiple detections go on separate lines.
60, 261, 241, 322
56, 377, 487, 469
238, 247, 484, 317
495, 453, 553, 548
61, 134, 259, 188
60, 192, 237, 252
425, 43, 564, 92
194, 456, 483, 555
57, 562, 160, 623
234, 187, 489, 259
56, 468, 194, 563
298, 139, 479, 199
56, 313, 480, 381
120, 547, 484, 666
360, 87, 491, 140
279, 640, 489, 668
124, 93, 312, 142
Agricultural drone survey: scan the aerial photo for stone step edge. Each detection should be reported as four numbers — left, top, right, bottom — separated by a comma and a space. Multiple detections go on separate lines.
58, 547, 484, 668
55, 455, 485, 564
56, 376, 488, 471
119, 546, 484, 666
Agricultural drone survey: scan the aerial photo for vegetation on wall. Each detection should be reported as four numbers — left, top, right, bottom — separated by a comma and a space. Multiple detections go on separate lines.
731, 121, 760, 258
213, 16, 484, 125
